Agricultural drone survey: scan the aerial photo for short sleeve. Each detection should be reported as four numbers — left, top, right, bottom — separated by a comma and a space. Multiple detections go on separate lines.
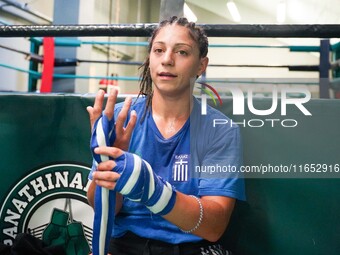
197, 126, 246, 201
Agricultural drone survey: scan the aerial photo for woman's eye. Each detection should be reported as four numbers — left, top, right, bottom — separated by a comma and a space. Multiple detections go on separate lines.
178, 50, 188, 56
154, 48, 163, 53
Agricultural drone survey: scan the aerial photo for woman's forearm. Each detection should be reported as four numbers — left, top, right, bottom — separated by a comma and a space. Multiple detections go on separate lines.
163, 192, 235, 242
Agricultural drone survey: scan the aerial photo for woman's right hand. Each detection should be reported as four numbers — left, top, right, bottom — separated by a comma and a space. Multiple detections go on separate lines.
86, 88, 137, 151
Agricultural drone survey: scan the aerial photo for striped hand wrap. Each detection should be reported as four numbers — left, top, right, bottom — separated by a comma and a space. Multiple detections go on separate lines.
90, 113, 116, 255
113, 152, 177, 215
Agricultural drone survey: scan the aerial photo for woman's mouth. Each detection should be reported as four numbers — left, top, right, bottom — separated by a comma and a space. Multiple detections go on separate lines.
158, 72, 177, 78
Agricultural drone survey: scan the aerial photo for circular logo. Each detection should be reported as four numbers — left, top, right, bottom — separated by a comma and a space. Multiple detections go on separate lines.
0, 164, 93, 246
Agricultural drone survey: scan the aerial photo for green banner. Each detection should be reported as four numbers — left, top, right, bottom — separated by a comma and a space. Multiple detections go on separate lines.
0, 93, 94, 254
0, 93, 339, 255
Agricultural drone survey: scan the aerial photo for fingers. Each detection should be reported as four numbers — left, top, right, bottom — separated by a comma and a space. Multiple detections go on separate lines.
93, 168, 120, 181
87, 88, 119, 130
93, 170, 120, 190
86, 106, 94, 127
87, 89, 105, 129
89, 90, 136, 150
92, 147, 122, 190
116, 97, 133, 135
93, 160, 121, 190
93, 89, 106, 116
124, 110, 137, 138
115, 97, 137, 149
94, 146, 124, 159
96, 160, 116, 171
103, 88, 118, 120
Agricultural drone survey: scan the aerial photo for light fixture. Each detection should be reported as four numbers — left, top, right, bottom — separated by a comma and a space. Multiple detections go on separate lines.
277, 0, 286, 23
184, 3, 197, 22
226, 0, 241, 22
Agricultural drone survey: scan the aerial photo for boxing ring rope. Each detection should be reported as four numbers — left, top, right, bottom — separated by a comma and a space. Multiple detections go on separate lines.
29, 37, 326, 51
1, 24, 340, 37
0, 43, 324, 71
0, 24, 340, 96
0, 60, 322, 89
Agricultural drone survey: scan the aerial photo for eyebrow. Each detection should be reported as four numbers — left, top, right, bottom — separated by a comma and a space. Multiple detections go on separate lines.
153, 41, 193, 49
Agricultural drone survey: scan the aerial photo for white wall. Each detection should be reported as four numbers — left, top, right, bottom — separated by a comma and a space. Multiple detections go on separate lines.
0, 0, 331, 97
76, 0, 151, 94
0, 38, 30, 92
0, 0, 53, 92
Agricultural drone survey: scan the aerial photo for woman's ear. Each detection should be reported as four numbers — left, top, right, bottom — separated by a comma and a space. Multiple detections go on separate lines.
197, 57, 209, 77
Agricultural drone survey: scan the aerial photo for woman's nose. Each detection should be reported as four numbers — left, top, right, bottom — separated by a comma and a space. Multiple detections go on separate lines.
162, 51, 174, 66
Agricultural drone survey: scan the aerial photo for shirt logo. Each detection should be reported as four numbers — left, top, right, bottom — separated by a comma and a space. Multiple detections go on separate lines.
173, 154, 189, 182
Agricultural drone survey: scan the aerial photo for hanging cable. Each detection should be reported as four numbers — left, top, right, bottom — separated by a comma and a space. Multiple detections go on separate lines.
105, 0, 114, 79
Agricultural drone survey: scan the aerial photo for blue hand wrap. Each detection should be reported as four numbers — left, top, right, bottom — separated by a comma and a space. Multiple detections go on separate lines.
113, 152, 177, 215
90, 113, 116, 255
90, 112, 176, 255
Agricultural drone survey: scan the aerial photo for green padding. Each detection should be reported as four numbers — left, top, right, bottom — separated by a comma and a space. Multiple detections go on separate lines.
216, 98, 340, 255
0, 93, 92, 196
30, 37, 82, 47
0, 93, 339, 254
289, 45, 320, 52
331, 41, 340, 52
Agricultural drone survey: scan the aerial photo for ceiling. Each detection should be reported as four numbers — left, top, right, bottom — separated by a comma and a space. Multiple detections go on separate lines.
186, 0, 340, 47
3, 0, 339, 26
187, 0, 340, 24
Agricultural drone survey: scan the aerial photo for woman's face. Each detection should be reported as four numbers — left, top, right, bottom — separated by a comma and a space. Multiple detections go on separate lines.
149, 24, 208, 98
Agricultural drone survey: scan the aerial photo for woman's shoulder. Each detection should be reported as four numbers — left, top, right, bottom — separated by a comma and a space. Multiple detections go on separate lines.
193, 97, 236, 128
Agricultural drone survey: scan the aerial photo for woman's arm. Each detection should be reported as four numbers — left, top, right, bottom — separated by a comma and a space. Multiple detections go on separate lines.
86, 89, 136, 211
164, 193, 235, 242
89, 163, 235, 242
92, 146, 239, 242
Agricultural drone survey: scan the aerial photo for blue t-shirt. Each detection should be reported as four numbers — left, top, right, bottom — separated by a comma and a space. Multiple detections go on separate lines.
89, 96, 245, 244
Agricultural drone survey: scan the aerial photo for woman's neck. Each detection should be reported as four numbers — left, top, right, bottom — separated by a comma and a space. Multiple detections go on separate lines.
151, 91, 192, 119
151, 92, 193, 139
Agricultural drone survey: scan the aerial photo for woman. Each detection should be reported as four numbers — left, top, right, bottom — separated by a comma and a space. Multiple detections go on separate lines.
87, 16, 245, 255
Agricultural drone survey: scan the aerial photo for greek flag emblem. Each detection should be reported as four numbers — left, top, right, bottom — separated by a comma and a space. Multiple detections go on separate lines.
173, 154, 189, 182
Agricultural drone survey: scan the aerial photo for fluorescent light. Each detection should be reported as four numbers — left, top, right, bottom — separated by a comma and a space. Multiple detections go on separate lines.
227, 0, 241, 22
184, 3, 197, 22
277, 0, 286, 23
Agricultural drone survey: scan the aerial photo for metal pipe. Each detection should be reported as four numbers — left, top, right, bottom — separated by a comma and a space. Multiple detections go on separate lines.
0, 7, 40, 25
0, 0, 52, 23
0, 19, 9, 25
